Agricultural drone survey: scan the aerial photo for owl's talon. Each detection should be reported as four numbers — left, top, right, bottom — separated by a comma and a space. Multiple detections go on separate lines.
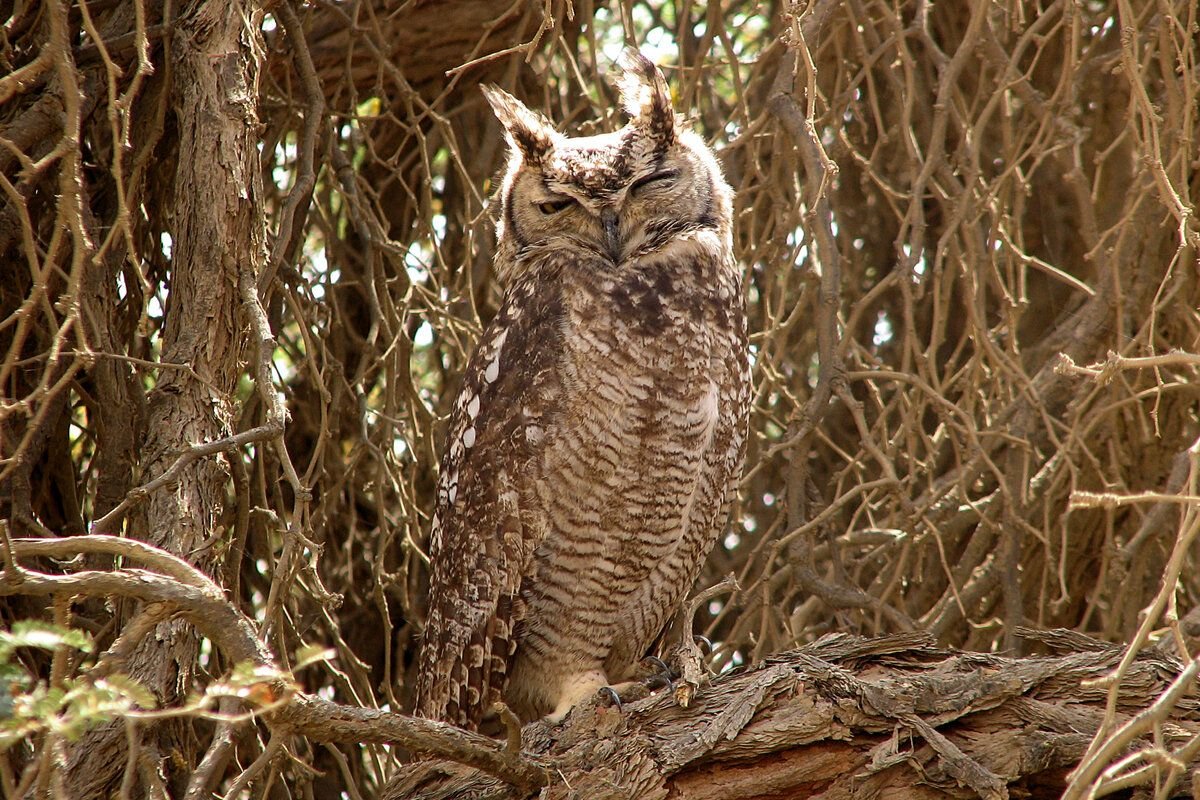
644, 656, 672, 676
643, 672, 673, 692
641, 655, 677, 693
597, 685, 623, 710
693, 635, 713, 655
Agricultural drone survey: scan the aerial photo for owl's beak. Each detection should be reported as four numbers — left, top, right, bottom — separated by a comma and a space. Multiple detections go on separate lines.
600, 207, 621, 262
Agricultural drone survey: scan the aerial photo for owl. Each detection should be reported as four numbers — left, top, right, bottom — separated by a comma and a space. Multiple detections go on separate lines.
413, 51, 749, 729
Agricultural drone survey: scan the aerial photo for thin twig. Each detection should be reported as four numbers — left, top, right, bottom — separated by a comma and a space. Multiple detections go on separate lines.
0, 535, 551, 791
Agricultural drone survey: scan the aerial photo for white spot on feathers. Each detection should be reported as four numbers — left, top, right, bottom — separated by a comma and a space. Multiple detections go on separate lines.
484, 329, 509, 384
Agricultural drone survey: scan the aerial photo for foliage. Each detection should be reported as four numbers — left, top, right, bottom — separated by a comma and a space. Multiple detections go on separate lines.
0, 622, 154, 747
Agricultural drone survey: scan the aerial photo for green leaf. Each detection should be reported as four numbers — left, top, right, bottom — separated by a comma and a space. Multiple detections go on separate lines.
0, 621, 94, 661
293, 645, 334, 670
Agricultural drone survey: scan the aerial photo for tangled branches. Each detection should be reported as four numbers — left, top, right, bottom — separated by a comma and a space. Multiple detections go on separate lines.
1, 0, 1198, 797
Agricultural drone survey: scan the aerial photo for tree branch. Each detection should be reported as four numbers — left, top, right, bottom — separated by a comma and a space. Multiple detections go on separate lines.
0, 536, 550, 791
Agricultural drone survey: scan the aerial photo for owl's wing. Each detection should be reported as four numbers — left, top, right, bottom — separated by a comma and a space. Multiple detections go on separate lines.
413, 266, 564, 729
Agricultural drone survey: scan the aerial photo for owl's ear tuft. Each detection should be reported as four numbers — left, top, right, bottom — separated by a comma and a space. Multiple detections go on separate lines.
482, 85, 556, 165
618, 49, 676, 149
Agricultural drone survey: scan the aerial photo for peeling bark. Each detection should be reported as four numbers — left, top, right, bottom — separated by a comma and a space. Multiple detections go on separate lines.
385, 632, 1200, 800
62, 3, 267, 797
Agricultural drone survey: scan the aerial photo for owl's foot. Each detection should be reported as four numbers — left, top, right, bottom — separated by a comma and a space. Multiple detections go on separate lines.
546, 679, 636, 724
546, 658, 689, 724
640, 637, 711, 690
596, 685, 623, 711
547, 669, 610, 723
640, 655, 677, 692
593, 657, 679, 711
591, 678, 652, 712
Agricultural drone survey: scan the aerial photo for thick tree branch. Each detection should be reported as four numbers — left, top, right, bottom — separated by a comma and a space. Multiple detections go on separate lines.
0, 536, 550, 791
385, 630, 1200, 800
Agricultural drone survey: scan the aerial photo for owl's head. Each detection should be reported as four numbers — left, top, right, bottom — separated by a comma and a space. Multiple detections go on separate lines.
483, 51, 732, 277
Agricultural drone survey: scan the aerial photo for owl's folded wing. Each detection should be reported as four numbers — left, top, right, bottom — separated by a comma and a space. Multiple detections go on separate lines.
412, 264, 566, 729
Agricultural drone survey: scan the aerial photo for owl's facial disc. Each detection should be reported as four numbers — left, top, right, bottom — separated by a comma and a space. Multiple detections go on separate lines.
488, 58, 730, 272
504, 137, 715, 266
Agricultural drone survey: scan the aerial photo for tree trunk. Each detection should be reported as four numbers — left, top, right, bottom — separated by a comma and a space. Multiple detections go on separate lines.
62, 3, 266, 797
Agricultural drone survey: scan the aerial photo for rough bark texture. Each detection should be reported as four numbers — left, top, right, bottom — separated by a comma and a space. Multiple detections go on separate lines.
58, 3, 267, 797
386, 631, 1199, 800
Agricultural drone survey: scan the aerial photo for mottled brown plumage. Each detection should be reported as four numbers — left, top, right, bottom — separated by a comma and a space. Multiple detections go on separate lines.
413, 51, 749, 729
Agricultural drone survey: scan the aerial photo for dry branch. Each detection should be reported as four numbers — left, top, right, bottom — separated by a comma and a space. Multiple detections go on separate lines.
0, 535, 550, 791
3, 0, 1199, 796
384, 630, 1200, 800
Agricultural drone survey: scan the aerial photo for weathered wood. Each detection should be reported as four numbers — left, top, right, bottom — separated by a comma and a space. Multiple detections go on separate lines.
59, 3, 268, 797
384, 631, 1200, 800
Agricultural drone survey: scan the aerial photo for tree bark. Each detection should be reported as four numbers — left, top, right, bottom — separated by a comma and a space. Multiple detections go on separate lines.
62, 3, 267, 797
384, 631, 1200, 800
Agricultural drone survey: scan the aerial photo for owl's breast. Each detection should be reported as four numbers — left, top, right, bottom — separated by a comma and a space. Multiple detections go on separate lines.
480, 242, 749, 721
568, 235, 740, 341
508, 249, 744, 686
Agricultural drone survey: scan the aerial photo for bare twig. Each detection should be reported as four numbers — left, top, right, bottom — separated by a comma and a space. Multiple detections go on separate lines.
0, 535, 551, 790
88, 424, 286, 534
